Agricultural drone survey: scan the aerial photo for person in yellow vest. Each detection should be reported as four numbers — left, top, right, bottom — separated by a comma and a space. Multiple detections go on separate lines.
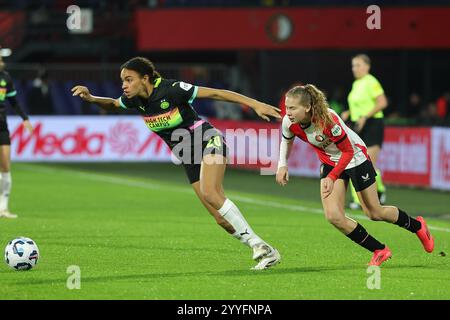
341, 54, 388, 209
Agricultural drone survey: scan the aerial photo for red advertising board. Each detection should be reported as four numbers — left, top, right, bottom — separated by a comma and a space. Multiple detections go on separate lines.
431, 128, 450, 190
136, 7, 450, 50
0, 12, 25, 49
378, 127, 431, 187
8, 116, 449, 190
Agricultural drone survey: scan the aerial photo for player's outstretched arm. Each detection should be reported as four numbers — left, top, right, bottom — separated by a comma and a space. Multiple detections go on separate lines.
276, 137, 294, 186
196, 87, 281, 122
71, 85, 120, 112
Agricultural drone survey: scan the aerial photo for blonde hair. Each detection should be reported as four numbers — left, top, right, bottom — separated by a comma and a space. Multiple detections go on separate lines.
353, 53, 371, 66
286, 84, 333, 131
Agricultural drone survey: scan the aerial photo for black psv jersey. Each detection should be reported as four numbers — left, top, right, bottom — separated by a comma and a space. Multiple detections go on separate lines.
0, 71, 17, 108
119, 78, 203, 148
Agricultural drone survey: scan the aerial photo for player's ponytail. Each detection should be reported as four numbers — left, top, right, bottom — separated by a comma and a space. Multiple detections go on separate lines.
121, 57, 161, 83
304, 84, 333, 131
286, 84, 333, 131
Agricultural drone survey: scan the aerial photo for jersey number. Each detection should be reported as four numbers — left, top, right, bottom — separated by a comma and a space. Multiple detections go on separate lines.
206, 136, 222, 150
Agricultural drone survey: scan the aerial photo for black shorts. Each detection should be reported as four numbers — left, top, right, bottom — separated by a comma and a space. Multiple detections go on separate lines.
171, 122, 228, 184
351, 118, 384, 148
0, 113, 10, 145
320, 160, 377, 192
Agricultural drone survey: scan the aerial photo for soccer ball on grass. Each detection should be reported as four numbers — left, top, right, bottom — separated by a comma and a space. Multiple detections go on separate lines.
4, 237, 39, 270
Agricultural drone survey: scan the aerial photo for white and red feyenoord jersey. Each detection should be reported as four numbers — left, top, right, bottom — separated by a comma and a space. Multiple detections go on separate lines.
282, 109, 370, 180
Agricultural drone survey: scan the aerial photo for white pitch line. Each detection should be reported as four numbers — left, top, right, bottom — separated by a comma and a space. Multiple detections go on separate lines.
20, 164, 450, 233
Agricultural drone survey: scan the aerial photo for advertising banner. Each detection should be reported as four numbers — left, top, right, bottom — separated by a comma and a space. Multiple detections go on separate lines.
377, 127, 431, 187
8, 116, 450, 190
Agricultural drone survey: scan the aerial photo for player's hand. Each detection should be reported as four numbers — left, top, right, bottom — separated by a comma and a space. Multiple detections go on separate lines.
321, 177, 334, 199
23, 120, 33, 134
71, 86, 94, 102
276, 166, 289, 186
252, 102, 281, 122
340, 110, 350, 122
354, 116, 367, 133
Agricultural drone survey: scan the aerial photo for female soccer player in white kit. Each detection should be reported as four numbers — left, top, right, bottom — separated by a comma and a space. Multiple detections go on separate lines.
276, 84, 434, 266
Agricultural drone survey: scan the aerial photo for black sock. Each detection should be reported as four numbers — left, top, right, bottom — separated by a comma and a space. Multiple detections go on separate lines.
394, 209, 421, 233
346, 223, 385, 252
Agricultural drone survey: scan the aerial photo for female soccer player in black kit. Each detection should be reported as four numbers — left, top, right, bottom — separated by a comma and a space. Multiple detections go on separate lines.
72, 57, 281, 270
0, 53, 33, 218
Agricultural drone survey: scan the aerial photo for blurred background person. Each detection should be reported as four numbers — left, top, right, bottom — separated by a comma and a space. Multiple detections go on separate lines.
405, 92, 424, 120
421, 102, 440, 125
341, 54, 388, 210
27, 68, 54, 115
436, 91, 450, 121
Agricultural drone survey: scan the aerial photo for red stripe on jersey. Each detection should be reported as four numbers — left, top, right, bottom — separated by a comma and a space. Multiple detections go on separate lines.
324, 113, 347, 143
289, 123, 307, 141
322, 113, 354, 180
289, 122, 338, 167
286, 111, 368, 180
327, 135, 353, 181
355, 143, 371, 161
311, 144, 336, 166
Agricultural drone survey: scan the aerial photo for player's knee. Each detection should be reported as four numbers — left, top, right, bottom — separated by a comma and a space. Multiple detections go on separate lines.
201, 189, 221, 208
325, 210, 345, 227
367, 214, 383, 221
0, 163, 9, 172
364, 207, 384, 221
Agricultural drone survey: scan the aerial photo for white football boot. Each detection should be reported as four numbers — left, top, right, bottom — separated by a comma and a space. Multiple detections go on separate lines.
0, 210, 18, 218
252, 243, 271, 261
251, 245, 281, 270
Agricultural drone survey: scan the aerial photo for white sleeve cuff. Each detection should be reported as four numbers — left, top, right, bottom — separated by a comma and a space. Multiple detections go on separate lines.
278, 137, 289, 169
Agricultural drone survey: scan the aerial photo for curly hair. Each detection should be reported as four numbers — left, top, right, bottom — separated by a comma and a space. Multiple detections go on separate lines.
120, 57, 161, 83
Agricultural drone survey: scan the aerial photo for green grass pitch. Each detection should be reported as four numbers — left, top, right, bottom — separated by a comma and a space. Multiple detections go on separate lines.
0, 162, 449, 299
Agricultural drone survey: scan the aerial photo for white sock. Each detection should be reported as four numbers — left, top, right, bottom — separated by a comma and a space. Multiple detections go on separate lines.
0, 172, 11, 212
218, 198, 265, 248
